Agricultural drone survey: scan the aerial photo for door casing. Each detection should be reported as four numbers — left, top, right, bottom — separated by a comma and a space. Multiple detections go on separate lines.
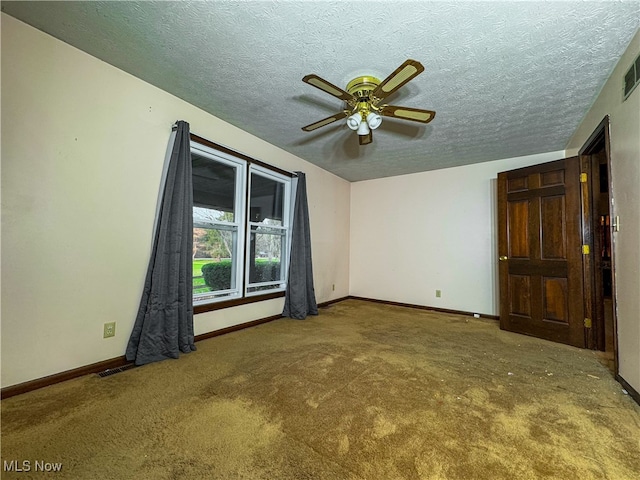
578, 116, 618, 372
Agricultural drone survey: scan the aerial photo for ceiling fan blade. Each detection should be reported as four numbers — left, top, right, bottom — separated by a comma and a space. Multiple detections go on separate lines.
359, 130, 373, 145
302, 74, 354, 102
380, 105, 436, 124
302, 111, 348, 132
372, 59, 424, 101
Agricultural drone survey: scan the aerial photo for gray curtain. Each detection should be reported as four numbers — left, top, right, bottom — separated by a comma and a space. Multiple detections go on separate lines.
126, 120, 196, 365
283, 172, 318, 319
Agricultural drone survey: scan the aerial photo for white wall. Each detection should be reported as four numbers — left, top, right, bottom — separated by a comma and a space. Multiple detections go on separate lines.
1, 15, 350, 388
566, 30, 640, 394
350, 151, 565, 316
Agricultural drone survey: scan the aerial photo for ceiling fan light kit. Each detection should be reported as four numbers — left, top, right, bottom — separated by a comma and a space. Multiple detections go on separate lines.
346, 111, 381, 131
346, 113, 362, 130
366, 112, 382, 130
301, 59, 436, 145
356, 121, 370, 136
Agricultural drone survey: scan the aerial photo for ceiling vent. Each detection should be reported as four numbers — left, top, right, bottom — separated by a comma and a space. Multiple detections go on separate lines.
623, 53, 640, 100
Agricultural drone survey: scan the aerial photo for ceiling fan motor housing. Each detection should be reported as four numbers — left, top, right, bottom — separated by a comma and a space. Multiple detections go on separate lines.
346, 75, 382, 122
346, 76, 380, 101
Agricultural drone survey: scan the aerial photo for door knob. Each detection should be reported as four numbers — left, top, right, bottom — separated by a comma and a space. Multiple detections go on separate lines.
499, 256, 508, 261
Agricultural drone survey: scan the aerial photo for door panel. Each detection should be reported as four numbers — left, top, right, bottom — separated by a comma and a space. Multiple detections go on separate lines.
509, 275, 531, 317
498, 157, 585, 347
508, 201, 530, 258
541, 169, 565, 186
541, 196, 566, 259
543, 277, 568, 323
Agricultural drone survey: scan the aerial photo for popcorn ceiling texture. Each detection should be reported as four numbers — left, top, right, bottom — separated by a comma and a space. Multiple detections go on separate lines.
3, 1, 639, 181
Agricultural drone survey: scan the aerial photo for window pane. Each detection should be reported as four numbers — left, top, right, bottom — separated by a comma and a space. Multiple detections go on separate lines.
248, 230, 285, 285
249, 173, 285, 226
193, 206, 235, 227
193, 226, 238, 301
193, 152, 236, 221
193, 225, 236, 262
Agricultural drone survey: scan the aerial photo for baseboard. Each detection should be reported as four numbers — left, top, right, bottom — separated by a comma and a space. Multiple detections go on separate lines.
1, 297, 348, 399
616, 374, 640, 406
194, 314, 283, 342
318, 296, 350, 308
348, 296, 499, 320
0, 356, 130, 400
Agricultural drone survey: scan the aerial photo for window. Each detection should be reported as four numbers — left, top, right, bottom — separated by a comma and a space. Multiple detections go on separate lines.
246, 166, 291, 294
191, 138, 292, 309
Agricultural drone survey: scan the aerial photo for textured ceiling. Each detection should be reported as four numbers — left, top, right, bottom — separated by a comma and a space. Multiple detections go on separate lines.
3, 1, 639, 181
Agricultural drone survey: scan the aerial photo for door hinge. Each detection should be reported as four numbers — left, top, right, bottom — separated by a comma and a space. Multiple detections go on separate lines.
584, 318, 592, 329
582, 244, 590, 255
612, 215, 620, 232
580, 172, 587, 183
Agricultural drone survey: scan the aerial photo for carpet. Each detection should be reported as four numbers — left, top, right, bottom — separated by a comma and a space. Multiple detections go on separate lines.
2, 299, 639, 479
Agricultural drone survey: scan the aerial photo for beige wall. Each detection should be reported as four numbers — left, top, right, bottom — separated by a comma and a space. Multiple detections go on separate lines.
3, 12, 637, 395
1, 15, 350, 388
350, 151, 565, 316
566, 30, 640, 393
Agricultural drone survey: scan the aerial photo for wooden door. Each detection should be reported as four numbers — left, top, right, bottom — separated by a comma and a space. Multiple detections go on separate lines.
497, 157, 585, 347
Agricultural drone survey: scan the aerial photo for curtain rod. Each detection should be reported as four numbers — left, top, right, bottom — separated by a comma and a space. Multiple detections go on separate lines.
171, 122, 297, 178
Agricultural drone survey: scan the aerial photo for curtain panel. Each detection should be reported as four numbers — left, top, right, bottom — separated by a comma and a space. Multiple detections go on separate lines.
282, 171, 318, 319
126, 121, 196, 365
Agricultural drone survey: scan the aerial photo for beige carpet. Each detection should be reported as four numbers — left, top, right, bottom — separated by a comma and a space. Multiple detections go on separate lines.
2, 299, 639, 479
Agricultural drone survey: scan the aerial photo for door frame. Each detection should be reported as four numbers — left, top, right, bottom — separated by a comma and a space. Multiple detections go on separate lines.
578, 115, 618, 374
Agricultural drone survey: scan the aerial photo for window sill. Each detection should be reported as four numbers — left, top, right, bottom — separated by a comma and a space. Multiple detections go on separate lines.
194, 291, 285, 314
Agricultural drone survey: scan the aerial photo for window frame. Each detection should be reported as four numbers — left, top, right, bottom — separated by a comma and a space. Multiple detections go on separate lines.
190, 134, 294, 314
191, 143, 247, 306
245, 164, 292, 297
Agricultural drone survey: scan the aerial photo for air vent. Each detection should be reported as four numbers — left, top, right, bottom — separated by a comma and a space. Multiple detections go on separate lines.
97, 364, 136, 378
623, 52, 640, 100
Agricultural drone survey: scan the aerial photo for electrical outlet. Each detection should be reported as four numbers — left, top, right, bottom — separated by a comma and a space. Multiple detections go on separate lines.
436, 290, 442, 298
332, 284, 335, 291
103, 322, 116, 338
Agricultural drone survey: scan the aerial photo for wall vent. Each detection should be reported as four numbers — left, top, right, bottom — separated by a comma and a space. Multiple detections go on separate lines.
97, 364, 136, 378
623, 52, 640, 100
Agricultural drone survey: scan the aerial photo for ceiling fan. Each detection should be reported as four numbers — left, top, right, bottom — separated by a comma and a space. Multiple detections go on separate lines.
301, 59, 436, 145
